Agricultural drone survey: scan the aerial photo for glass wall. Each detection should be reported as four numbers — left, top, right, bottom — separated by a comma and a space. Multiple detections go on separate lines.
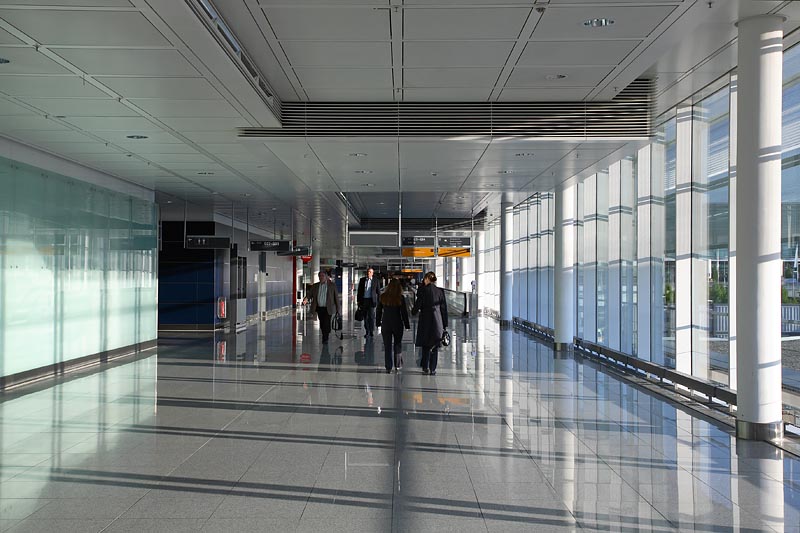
0, 155, 158, 379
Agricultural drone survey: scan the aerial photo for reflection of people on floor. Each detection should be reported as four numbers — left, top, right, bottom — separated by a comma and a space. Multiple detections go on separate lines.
318, 344, 331, 370
355, 337, 375, 366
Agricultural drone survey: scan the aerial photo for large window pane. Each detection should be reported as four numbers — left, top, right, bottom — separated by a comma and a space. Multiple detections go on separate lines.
692, 87, 730, 385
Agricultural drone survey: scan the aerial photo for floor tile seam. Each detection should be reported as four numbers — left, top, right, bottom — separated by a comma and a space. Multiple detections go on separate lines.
451, 431, 496, 532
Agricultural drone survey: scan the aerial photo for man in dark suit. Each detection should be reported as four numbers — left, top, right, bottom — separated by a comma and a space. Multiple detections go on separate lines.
305, 271, 340, 344
357, 267, 379, 337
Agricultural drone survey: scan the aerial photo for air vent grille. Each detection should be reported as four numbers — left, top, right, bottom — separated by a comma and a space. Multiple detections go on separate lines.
239, 79, 653, 138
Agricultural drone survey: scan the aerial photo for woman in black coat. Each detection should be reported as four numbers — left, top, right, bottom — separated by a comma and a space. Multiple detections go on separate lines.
376, 279, 411, 374
411, 271, 448, 375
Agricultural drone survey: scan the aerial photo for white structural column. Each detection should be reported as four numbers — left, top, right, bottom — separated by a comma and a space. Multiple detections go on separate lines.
311, 254, 320, 279
554, 181, 576, 348
735, 15, 784, 439
449, 257, 458, 291
500, 198, 514, 327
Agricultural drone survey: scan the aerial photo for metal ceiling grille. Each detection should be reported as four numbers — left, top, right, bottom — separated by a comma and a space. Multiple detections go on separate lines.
357, 215, 487, 233
239, 79, 654, 138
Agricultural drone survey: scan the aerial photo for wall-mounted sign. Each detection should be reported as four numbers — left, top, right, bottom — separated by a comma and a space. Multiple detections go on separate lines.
278, 245, 311, 257
340, 262, 358, 268
250, 240, 291, 252
186, 236, 231, 249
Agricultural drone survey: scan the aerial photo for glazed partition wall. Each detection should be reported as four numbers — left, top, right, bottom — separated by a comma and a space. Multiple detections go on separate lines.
504, 43, 800, 421
0, 155, 158, 381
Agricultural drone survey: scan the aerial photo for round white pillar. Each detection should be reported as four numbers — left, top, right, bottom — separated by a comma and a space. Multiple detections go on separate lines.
449, 257, 458, 291
499, 200, 514, 327
554, 182, 576, 348
735, 14, 785, 440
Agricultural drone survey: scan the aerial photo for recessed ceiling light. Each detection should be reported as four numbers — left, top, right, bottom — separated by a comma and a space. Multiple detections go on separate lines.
197, 171, 215, 175
546, 74, 568, 81
272, 207, 277, 211
0, 58, 10, 65
584, 18, 614, 28
515, 153, 534, 158
211, 192, 219, 195
126, 134, 148, 140
431, 172, 439, 177
243, 193, 251, 197
361, 183, 375, 187
378, 201, 385, 205
166, 200, 173, 204
498, 170, 514, 174
354, 170, 373, 174
349, 153, 367, 157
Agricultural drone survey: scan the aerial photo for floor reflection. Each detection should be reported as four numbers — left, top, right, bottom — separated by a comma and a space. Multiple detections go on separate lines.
0, 314, 798, 532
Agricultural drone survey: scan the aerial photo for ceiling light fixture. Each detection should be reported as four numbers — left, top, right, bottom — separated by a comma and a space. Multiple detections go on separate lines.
546, 74, 568, 81
498, 170, 514, 174
126, 134, 148, 140
197, 171, 215, 175
584, 18, 614, 28
515, 153, 534, 158
354, 170, 373, 175
431, 172, 439, 177
378, 201, 385, 205
0, 58, 10, 65
349, 153, 367, 157
361, 183, 375, 187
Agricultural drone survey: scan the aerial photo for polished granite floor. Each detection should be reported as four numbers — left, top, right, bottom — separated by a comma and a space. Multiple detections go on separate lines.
1, 312, 799, 532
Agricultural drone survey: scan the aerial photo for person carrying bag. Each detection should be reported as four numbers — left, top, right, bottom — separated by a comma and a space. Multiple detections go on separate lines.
411, 271, 448, 376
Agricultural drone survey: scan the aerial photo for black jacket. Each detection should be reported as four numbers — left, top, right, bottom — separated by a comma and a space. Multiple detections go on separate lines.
357, 276, 379, 308
376, 295, 411, 331
411, 283, 448, 347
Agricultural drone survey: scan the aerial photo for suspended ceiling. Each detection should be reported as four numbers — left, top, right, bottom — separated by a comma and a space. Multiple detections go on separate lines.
1, 0, 800, 259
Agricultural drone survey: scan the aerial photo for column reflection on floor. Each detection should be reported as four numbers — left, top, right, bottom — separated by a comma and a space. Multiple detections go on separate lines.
0, 313, 799, 532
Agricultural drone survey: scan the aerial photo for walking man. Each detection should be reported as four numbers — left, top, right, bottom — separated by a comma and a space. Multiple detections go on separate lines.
357, 267, 379, 338
307, 271, 340, 344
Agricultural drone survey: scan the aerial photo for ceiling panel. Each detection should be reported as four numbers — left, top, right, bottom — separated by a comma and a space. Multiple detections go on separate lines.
0, 0, 133, 5
22, 98, 136, 117
0, 47, 71, 74
294, 68, 392, 89
0, 98, 32, 115
98, 130, 182, 145
129, 99, 241, 118
517, 40, 639, 66
6, 129, 94, 143
402, 88, 491, 101
262, 7, 389, 40
506, 66, 613, 87
404, 67, 501, 88
0, 27, 22, 45
63, 116, 161, 131
281, 41, 391, 67
0, 76, 108, 97
32, 141, 122, 154
55, 48, 199, 77
159, 117, 247, 131
403, 41, 514, 67
498, 87, 593, 101
304, 88, 395, 101
531, 6, 676, 41
0, 115, 68, 131
0, 10, 171, 47
97, 77, 221, 99
403, 8, 532, 40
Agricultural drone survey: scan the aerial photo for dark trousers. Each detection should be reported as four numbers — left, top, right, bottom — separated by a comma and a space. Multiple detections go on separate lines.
316, 308, 331, 341
382, 325, 404, 371
420, 345, 439, 372
361, 302, 375, 334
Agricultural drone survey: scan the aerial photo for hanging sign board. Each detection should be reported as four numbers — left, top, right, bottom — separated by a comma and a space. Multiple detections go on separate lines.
186, 236, 231, 249
402, 235, 435, 257
437, 236, 471, 257
250, 240, 291, 252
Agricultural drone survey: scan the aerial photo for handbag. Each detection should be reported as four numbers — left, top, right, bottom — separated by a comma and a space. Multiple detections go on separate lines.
440, 329, 451, 347
331, 312, 342, 332
354, 307, 364, 322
